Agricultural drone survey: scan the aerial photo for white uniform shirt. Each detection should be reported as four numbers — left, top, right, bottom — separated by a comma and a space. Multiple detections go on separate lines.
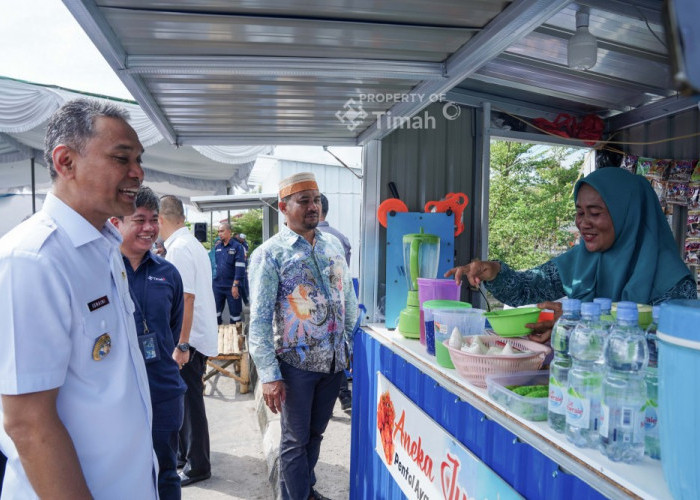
0, 193, 157, 500
164, 227, 218, 356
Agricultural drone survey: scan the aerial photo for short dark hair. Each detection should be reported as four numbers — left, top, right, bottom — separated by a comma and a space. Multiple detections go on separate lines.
320, 193, 329, 216
44, 98, 130, 180
135, 186, 159, 212
114, 186, 158, 221
159, 194, 185, 221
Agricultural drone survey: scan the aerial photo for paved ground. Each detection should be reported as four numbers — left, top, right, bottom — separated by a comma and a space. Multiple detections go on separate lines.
182, 370, 352, 500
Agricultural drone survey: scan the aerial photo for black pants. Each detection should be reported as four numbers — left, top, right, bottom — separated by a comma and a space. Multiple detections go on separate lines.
154, 395, 184, 499
338, 375, 351, 405
0, 451, 6, 495
278, 361, 344, 500
178, 350, 211, 476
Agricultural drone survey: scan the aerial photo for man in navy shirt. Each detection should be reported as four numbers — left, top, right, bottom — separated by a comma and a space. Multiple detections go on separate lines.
113, 186, 187, 500
213, 222, 246, 324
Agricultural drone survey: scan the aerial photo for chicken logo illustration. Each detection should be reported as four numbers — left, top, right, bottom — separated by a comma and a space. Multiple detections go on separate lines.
377, 391, 396, 465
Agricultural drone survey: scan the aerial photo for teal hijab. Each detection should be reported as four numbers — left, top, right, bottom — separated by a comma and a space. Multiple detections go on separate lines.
553, 167, 691, 304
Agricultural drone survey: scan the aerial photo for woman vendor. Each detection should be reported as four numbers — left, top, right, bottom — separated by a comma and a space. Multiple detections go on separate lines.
446, 167, 696, 342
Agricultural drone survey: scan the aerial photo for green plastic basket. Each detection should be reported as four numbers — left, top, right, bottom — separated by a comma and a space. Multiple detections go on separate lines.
483, 307, 541, 337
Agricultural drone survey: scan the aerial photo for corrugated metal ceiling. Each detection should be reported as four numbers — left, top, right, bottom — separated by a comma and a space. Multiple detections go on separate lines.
63, 0, 696, 147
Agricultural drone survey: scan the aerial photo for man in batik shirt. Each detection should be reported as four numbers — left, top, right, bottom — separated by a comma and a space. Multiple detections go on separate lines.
248, 172, 357, 500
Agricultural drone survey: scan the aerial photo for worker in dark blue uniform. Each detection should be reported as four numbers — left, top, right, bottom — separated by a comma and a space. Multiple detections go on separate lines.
112, 187, 187, 500
234, 233, 250, 305
213, 222, 246, 324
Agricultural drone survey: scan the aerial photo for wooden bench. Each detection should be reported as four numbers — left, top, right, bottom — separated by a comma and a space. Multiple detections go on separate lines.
204, 323, 251, 394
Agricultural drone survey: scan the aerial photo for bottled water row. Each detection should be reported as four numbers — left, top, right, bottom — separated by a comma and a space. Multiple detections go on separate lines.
547, 297, 659, 463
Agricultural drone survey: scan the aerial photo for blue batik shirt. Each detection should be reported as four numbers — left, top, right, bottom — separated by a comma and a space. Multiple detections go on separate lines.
248, 224, 358, 383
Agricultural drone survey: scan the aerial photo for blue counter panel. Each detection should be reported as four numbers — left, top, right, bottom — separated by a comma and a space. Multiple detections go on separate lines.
350, 330, 605, 500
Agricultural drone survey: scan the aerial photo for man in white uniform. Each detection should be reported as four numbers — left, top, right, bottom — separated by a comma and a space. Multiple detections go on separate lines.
0, 99, 157, 498
158, 195, 218, 486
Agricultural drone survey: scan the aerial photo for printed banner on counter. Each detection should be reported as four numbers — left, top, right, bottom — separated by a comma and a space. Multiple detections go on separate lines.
375, 373, 523, 500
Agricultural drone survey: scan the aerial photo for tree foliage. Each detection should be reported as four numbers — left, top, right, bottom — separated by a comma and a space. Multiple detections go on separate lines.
231, 209, 263, 254
488, 141, 583, 270
201, 209, 264, 253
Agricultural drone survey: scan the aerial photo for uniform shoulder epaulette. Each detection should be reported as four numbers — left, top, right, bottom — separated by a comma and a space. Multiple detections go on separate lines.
6, 213, 58, 254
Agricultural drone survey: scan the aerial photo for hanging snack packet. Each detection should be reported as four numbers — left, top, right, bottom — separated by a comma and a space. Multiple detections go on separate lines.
687, 213, 700, 238
648, 159, 672, 180
667, 160, 695, 182
665, 181, 690, 205
636, 157, 653, 177
691, 161, 700, 182
684, 239, 700, 265
621, 154, 638, 174
650, 179, 668, 207
688, 183, 700, 210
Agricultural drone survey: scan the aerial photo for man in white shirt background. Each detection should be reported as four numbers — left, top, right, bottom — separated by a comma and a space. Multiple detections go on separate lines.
158, 195, 218, 487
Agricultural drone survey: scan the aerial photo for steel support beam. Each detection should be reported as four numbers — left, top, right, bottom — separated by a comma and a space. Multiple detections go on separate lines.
606, 94, 700, 131
62, 0, 178, 144
357, 0, 573, 145
125, 56, 445, 80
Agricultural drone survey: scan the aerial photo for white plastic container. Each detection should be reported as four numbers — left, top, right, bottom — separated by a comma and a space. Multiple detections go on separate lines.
486, 371, 549, 421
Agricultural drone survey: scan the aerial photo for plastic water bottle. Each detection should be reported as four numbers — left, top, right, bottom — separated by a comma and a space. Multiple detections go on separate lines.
548, 298, 581, 433
600, 306, 649, 463
593, 297, 614, 332
643, 305, 661, 460
566, 302, 605, 448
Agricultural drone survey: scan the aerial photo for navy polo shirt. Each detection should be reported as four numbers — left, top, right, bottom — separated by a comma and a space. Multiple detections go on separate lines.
123, 251, 187, 428
213, 238, 246, 287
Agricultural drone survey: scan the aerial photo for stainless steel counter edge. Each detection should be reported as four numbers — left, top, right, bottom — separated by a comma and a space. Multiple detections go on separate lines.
363, 324, 671, 500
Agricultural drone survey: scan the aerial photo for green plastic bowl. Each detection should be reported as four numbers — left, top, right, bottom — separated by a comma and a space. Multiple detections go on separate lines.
484, 307, 542, 337
610, 303, 653, 329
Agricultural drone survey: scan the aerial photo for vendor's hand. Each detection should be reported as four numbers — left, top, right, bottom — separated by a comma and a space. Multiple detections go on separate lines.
444, 259, 501, 288
526, 301, 563, 344
232, 285, 240, 299
172, 348, 191, 369
263, 381, 286, 414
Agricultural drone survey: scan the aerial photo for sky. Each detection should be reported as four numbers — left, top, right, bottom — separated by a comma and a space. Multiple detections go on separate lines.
0, 0, 362, 168
1, 0, 133, 99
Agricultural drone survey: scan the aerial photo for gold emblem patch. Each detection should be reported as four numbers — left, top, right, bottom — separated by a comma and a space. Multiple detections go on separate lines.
92, 333, 112, 361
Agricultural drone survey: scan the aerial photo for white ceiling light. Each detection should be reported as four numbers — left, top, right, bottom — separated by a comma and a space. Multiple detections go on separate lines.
568, 7, 598, 70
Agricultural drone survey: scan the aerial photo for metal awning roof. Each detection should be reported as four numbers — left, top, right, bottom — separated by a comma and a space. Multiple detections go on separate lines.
190, 192, 278, 212
63, 0, 697, 147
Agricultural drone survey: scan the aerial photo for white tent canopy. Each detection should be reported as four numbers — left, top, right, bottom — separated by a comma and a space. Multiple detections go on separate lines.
0, 77, 273, 200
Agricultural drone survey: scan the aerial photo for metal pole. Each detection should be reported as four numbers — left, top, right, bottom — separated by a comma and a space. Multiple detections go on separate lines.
30, 156, 36, 213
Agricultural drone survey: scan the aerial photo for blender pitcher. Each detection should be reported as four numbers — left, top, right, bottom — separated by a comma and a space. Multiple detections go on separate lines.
398, 228, 439, 337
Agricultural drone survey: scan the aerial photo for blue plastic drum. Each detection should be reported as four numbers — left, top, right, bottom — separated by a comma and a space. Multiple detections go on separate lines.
657, 299, 700, 500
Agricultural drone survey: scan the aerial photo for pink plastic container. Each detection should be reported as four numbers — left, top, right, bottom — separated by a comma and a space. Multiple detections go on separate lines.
417, 278, 461, 345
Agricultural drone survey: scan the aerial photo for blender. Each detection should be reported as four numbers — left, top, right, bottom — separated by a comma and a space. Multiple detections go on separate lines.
398, 228, 439, 337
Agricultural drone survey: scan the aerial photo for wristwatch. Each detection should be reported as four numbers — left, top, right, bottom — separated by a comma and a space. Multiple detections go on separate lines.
177, 342, 190, 352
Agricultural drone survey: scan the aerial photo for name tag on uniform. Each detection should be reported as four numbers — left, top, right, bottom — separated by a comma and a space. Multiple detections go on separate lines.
87, 295, 109, 312
138, 332, 160, 364
228, 249, 235, 255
